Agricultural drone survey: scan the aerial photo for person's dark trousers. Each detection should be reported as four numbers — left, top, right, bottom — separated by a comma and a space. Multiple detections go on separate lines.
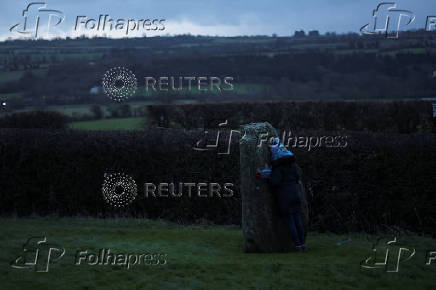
288, 209, 305, 247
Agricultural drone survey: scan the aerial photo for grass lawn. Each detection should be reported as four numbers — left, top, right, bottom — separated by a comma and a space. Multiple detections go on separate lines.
69, 117, 144, 131
0, 218, 435, 290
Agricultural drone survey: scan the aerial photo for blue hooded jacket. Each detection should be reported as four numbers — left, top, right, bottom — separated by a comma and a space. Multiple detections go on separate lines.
268, 138, 301, 216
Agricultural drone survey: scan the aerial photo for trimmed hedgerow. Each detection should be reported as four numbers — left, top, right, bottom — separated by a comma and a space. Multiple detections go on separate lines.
0, 128, 435, 235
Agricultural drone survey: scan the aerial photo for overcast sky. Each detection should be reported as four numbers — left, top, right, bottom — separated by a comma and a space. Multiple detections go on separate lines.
1, 0, 435, 40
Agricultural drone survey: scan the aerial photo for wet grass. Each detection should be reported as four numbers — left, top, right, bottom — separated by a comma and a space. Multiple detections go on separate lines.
0, 218, 435, 290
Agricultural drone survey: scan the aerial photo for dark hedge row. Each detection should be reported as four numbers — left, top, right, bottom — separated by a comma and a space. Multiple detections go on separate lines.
0, 111, 69, 129
0, 128, 435, 235
146, 101, 435, 133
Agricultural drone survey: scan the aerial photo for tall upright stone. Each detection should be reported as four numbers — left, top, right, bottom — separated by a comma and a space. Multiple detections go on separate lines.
239, 122, 309, 253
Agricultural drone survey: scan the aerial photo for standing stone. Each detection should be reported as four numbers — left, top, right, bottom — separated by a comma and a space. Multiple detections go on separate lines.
239, 122, 309, 253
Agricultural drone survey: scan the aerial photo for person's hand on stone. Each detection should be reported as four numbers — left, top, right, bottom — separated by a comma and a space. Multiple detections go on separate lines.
256, 163, 272, 179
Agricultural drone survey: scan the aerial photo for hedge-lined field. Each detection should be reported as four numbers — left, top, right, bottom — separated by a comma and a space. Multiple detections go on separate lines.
0, 128, 435, 235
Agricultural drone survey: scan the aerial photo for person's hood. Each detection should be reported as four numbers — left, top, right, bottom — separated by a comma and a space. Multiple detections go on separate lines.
270, 137, 294, 162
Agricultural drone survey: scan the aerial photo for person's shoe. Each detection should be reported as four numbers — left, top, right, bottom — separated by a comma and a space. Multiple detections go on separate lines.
295, 245, 307, 253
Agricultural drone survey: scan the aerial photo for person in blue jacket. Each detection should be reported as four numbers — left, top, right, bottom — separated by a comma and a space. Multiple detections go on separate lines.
258, 137, 306, 252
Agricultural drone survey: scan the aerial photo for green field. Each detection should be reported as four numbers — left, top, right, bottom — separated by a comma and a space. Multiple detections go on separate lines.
0, 92, 24, 101
69, 117, 144, 131
29, 102, 152, 118
0, 68, 48, 84
134, 83, 266, 97
0, 218, 435, 290
0, 70, 24, 83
